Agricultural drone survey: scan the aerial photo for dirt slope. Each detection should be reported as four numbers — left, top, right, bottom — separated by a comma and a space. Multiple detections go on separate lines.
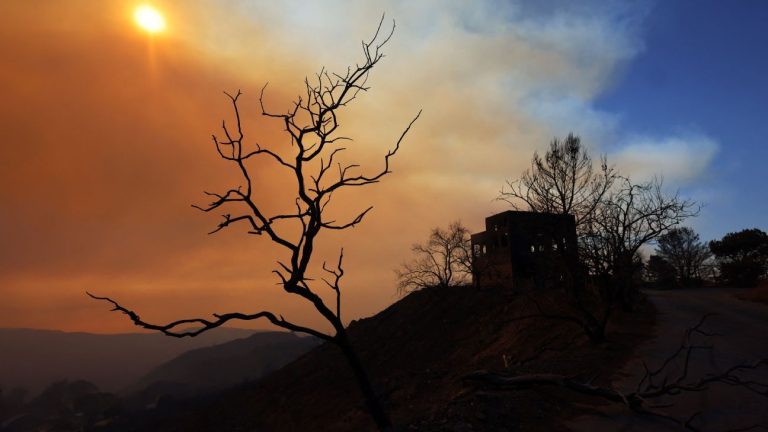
106, 285, 654, 431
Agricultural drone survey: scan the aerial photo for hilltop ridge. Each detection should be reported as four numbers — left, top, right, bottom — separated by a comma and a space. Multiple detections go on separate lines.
106, 285, 654, 431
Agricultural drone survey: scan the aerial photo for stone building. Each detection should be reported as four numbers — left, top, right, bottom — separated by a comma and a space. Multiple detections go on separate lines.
470, 210, 578, 290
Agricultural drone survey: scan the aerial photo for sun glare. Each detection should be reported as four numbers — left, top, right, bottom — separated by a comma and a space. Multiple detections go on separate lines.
134, 5, 166, 33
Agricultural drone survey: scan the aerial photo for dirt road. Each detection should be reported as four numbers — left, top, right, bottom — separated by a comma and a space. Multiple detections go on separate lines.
567, 288, 768, 431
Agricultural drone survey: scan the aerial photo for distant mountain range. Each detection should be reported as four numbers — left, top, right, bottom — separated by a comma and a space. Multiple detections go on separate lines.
127, 331, 319, 406
0, 329, 318, 432
0, 327, 257, 395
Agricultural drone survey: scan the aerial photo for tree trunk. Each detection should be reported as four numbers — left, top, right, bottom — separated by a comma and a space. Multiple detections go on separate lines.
335, 331, 392, 431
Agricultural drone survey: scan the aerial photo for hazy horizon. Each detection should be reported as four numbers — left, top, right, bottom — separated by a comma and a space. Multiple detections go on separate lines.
1, 1, 765, 334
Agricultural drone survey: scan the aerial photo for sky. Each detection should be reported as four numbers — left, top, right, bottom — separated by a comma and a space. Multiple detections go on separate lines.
0, 1, 765, 334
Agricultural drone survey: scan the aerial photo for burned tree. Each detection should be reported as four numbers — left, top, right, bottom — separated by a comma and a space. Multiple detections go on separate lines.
498, 133, 615, 231
89, 18, 420, 431
396, 221, 473, 294
498, 146, 696, 340
496, 135, 617, 341
582, 176, 699, 309
526, 176, 697, 341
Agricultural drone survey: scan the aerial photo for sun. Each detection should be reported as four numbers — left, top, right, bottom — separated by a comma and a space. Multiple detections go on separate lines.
134, 5, 166, 33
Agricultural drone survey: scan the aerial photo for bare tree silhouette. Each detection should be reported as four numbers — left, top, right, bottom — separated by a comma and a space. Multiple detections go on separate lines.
396, 221, 473, 294
89, 17, 420, 431
499, 137, 696, 340
581, 176, 699, 310
498, 133, 615, 231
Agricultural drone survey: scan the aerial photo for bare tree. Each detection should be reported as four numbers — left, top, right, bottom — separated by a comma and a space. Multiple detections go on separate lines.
506, 175, 698, 342
499, 134, 697, 339
498, 133, 615, 231
582, 176, 699, 309
89, 18, 420, 431
656, 227, 712, 287
396, 221, 473, 295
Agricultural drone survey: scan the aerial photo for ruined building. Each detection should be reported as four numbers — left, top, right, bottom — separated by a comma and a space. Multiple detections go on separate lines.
471, 210, 578, 290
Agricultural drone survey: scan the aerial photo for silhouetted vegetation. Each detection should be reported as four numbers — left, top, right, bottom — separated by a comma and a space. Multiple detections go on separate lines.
653, 227, 712, 287
498, 133, 616, 231
581, 175, 698, 309
499, 135, 698, 342
710, 228, 768, 287
90, 17, 420, 431
396, 221, 472, 294
645, 255, 678, 288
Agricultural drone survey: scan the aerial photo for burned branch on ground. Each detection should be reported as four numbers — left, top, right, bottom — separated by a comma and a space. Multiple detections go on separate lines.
465, 314, 768, 431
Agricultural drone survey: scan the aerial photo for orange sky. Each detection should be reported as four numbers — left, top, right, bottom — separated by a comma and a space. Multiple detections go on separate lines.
1, 1, 687, 333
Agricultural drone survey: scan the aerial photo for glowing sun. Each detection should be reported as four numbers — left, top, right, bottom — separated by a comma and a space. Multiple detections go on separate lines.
134, 5, 166, 33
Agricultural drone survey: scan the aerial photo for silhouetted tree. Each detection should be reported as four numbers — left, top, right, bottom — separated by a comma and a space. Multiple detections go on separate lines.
655, 227, 711, 287
90, 18, 420, 431
498, 133, 616, 231
710, 228, 768, 287
396, 221, 472, 294
582, 176, 698, 309
498, 135, 616, 341
528, 176, 696, 341
645, 255, 678, 288
500, 137, 696, 340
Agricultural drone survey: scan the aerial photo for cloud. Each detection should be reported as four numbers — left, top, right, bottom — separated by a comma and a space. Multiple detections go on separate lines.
610, 134, 719, 185
0, 0, 656, 332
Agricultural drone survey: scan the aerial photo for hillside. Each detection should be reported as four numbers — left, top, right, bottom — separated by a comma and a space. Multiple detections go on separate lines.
127, 331, 318, 404
104, 285, 654, 431
0, 331, 317, 432
0, 327, 257, 395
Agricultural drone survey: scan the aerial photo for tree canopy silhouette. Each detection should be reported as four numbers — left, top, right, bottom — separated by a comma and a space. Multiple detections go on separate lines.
581, 176, 698, 309
500, 137, 698, 341
498, 133, 615, 231
89, 17, 420, 431
710, 228, 768, 287
396, 221, 472, 294
655, 227, 711, 287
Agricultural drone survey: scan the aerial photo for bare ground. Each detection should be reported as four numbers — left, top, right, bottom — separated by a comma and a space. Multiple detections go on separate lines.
567, 287, 768, 431
103, 285, 656, 431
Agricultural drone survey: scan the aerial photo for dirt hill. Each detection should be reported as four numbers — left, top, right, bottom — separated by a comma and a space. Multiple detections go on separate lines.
105, 285, 654, 431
